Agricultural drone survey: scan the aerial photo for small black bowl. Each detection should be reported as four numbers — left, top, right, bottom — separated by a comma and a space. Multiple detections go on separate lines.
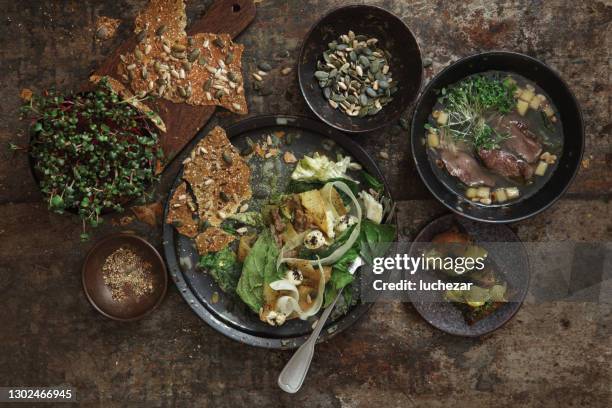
411, 51, 584, 223
298, 5, 423, 133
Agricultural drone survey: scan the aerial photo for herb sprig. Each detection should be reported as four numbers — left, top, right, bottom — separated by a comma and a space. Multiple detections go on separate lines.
438, 75, 516, 150
21, 78, 162, 240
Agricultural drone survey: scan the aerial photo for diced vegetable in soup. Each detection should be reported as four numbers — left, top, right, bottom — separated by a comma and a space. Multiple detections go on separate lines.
426, 71, 563, 205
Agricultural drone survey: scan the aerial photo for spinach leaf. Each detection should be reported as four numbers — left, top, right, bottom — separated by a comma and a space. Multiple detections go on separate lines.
358, 219, 396, 264
198, 247, 241, 294
361, 171, 384, 194
323, 247, 359, 307
236, 230, 280, 313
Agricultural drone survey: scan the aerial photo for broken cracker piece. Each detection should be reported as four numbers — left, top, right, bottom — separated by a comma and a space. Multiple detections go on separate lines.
119, 31, 247, 114
134, 0, 187, 43
183, 126, 251, 227
195, 227, 235, 254
166, 181, 199, 237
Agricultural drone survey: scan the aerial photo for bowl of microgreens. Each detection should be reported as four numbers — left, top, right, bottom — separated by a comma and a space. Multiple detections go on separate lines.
22, 78, 163, 240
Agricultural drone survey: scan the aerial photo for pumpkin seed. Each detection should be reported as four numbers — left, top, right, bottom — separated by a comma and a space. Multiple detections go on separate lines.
203, 78, 212, 91
156, 25, 166, 36
136, 29, 146, 42
222, 151, 233, 164
213, 37, 225, 48
187, 48, 200, 62
258, 61, 272, 71
314, 71, 330, 81
315, 31, 396, 118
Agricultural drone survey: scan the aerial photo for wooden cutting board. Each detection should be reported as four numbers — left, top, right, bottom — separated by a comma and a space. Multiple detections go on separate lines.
92, 0, 256, 166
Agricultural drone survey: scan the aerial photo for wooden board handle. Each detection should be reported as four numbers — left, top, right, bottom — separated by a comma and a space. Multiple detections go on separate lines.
92, 0, 256, 166
190, 0, 256, 37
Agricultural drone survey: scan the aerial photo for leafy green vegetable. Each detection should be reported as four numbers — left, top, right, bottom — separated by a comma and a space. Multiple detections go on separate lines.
227, 211, 263, 227
21, 77, 161, 239
198, 247, 241, 294
291, 152, 354, 182
361, 171, 384, 194
322, 220, 396, 307
358, 219, 396, 264
236, 230, 280, 313
323, 247, 359, 307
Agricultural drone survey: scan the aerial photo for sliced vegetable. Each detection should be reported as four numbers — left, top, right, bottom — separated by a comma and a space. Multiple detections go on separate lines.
359, 190, 383, 224
271, 259, 326, 320
278, 181, 362, 268
534, 161, 548, 176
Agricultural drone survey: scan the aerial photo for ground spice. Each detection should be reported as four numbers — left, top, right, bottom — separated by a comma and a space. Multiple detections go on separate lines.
102, 247, 154, 302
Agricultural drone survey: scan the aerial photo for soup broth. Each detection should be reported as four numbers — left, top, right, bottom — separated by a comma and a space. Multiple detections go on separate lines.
425, 71, 564, 206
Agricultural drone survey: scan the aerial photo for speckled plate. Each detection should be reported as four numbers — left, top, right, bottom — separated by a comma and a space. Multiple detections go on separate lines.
162, 115, 394, 349
408, 214, 529, 337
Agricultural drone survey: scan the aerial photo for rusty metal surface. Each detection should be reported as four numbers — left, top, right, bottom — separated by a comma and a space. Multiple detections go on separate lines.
0, 0, 610, 406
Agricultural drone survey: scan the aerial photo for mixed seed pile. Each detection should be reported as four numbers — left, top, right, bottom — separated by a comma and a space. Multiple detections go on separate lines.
315, 31, 397, 117
102, 247, 154, 302
117, 0, 247, 114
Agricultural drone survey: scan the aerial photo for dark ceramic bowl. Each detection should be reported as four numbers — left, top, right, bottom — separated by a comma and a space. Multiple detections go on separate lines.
411, 51, 584, 223
298, 5, 422, 133
408, 214, 530, 337
82, 233, 167, 321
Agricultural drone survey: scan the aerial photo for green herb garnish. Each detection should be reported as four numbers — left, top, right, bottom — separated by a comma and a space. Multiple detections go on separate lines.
439, 74, 515, 150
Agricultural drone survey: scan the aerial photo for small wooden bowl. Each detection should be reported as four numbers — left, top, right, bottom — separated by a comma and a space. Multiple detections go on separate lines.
298, 5, 423, 133
82, 233, 167, 321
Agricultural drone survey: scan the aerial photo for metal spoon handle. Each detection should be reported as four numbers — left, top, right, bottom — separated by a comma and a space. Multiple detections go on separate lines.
278, 257, 363, 394
277, 294, 340, 393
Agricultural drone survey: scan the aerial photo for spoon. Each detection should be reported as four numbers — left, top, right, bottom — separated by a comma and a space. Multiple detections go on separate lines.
278, 256, 364, 393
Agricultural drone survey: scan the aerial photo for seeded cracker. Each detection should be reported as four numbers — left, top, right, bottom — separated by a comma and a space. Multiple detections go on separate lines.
195, 227, 235, 254
182, 126, 251, 227
135, 0, 187, 41
166, 181, 199, 237
119, 0, 247, 114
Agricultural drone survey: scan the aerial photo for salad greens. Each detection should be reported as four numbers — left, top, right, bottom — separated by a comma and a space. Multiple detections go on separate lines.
236, 230, 281, 313
199, 152, 395, 326
198, 247, 240, 294
358, 220, 396, 265
291, 152, 355, 182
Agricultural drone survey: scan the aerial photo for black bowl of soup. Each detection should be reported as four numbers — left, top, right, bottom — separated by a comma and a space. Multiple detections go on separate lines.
411, 52, 584, 223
